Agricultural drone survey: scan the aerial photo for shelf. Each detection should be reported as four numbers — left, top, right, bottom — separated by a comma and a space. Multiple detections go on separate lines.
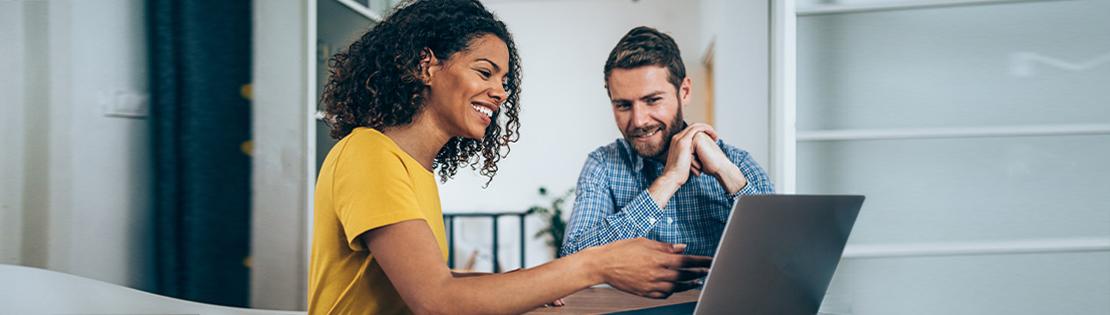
843, 237, 1110, 259
796, 0, 1069, 16
796, 123, 1110, 141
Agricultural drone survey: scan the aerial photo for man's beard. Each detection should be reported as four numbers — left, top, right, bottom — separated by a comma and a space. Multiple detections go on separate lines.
625, 107, 685, 160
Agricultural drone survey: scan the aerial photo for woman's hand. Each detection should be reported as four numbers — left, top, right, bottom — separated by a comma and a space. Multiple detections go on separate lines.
586, 238, 712, 299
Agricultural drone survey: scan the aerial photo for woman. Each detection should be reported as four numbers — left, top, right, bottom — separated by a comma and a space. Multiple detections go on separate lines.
309, 1, 711, 314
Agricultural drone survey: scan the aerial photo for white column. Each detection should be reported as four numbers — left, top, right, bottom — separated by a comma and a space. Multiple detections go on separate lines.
252, 0, 310, 310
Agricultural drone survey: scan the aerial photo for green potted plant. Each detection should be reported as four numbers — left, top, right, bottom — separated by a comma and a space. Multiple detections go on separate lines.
525, 186, 574, 258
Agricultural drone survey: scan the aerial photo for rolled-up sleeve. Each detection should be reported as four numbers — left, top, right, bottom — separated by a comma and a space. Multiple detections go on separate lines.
723, 144, 775, 207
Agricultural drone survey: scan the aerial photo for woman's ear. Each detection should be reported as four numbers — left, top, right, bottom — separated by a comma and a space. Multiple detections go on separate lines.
418, 48, 441, 86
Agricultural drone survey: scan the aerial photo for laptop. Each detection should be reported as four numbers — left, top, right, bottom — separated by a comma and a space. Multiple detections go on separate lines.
609, 194, 865, 315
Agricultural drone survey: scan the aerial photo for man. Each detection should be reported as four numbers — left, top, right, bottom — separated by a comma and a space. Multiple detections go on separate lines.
561, 26, 775, 258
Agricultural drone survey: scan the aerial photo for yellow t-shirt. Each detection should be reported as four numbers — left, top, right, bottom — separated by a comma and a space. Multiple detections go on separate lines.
308, 127, 448, 315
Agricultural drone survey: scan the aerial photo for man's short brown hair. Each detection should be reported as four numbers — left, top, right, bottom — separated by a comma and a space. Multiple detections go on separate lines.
603, 26, 686, 92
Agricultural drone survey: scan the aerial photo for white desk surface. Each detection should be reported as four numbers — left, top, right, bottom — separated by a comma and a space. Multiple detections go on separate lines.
0, 264, 304, 315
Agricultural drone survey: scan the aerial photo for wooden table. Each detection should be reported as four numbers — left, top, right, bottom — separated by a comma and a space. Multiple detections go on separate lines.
526, 287, 699, 314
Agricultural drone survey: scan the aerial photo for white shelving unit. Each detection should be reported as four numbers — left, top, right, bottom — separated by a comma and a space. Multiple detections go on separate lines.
843, 237, 1110, 259
794, 1, 1110, 313
797, 0, 1070, 16
797, 124, 1110, 141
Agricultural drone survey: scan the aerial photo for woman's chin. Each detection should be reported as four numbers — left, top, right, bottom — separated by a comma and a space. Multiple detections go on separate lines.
464, 129, 487, 140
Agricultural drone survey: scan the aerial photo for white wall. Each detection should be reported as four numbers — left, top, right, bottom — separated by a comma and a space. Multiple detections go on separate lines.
0, 1, 28, 265
699, 0, 772, 168
251, 0, 311, 310
0, 0, 154, 291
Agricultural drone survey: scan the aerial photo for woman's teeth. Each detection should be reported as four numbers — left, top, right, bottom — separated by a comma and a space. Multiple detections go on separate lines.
471, 104, 493, 118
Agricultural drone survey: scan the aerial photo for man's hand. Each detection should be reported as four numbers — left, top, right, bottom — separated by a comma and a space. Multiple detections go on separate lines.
648, 123, 718, 208
589, 238, 711, 299
692, 132, 747, 195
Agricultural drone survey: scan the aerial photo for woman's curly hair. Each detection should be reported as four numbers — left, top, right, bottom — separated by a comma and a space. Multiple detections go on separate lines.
321, 0, 522, 184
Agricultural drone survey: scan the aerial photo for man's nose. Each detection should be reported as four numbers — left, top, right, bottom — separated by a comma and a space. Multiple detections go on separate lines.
630, 104, 653, 128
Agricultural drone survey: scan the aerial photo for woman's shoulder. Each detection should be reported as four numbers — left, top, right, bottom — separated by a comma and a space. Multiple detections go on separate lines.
332, 127, 408, 168
343, 127, 390, 145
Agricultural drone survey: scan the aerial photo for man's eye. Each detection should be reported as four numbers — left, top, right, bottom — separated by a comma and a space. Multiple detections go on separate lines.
647, 97, 661, 104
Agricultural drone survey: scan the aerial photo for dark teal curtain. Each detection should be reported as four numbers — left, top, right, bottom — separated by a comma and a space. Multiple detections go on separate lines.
148, 0, 252, 307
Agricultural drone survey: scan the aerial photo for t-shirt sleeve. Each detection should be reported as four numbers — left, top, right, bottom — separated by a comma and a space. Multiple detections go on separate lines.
331, 142, 426, 252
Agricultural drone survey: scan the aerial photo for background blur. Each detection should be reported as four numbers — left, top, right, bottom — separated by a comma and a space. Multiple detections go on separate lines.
1, 0, 1107, 313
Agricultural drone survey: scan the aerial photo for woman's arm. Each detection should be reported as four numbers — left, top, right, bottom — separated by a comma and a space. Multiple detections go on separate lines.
363, 220, 709, 315
448, 269, 568, 306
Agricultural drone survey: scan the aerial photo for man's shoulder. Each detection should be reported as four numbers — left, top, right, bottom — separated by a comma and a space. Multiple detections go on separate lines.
577, 139, 631, 183
585, 139, 628, 162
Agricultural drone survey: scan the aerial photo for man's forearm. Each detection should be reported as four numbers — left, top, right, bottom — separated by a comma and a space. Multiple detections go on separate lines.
647, 174, 681, 209
714, 163, 747, 195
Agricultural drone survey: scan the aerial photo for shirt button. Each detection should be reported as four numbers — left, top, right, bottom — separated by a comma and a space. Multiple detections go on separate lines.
648, 217, 657, 225
666, 217, 673, 224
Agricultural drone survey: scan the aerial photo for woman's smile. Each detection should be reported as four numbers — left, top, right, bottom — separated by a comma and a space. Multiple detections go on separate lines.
470, 101, 495, 125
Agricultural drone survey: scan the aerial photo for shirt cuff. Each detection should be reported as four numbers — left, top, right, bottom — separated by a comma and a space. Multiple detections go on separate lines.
616, 189, 666, 236
727, 177, 760, 204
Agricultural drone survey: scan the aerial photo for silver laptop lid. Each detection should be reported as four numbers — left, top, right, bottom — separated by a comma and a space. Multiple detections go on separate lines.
694, 195, 864, 315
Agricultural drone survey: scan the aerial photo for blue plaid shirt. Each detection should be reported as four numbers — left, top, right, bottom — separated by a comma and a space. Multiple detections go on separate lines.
561, 138, 775, 257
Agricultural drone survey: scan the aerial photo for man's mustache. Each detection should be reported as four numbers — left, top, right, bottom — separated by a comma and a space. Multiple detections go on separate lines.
627, 124, 664, 137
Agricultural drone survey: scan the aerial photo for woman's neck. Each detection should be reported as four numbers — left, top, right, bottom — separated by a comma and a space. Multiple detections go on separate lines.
381, 114, 451, 172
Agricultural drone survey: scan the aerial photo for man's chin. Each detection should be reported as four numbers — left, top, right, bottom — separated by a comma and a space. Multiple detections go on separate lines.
629, 142, 663, 159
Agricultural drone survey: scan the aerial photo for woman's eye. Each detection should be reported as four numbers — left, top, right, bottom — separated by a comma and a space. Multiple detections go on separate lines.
478, 69, 492, 78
